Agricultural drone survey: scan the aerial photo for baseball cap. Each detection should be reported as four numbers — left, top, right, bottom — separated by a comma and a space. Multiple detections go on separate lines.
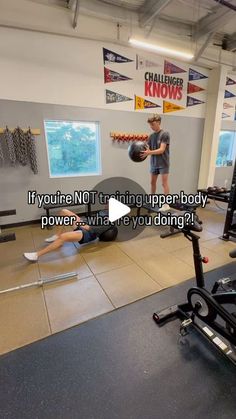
147, 114, 161, 123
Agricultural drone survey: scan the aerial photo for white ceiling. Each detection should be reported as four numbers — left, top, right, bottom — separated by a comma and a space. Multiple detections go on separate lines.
1, 0, 236, 69
28, 0, 236, 47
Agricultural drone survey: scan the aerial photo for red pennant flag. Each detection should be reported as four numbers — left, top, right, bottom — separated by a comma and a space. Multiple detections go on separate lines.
164, 60, 187, 74
104, 67, 132, 83
187, 83, 205, 94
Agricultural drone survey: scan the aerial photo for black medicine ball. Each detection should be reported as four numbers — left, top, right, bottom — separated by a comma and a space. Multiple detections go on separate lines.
128, 141, 148, 163
99, 226, 118, 242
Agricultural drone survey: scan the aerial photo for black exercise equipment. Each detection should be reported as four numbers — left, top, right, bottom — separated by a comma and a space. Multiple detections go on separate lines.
0, 233, 16, 243
90, 212, 118, 242
136, 200, 202, 239
0, 210, 16, 217
99, 225, 118, 242
230, 248, 236, 259
160, 200, 202, 239
221, 159, 236, 241
211, 249, 236, 293
207, 186, 227, 194
0, 209, 16, 243
128, 141, 148, 162
153, 215, 236, 365
198, 187, 230, 203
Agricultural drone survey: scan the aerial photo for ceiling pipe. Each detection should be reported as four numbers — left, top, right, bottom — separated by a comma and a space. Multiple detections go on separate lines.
67, 0, 75, 8
195, 33, 215, 61
73, 0, 80, 28
212, 0, 236, 12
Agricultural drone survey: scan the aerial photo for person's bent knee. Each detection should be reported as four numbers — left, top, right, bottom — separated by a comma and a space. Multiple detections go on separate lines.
54, 238, 64, 246
59, 209, 68, 217
59, 233, 70, 242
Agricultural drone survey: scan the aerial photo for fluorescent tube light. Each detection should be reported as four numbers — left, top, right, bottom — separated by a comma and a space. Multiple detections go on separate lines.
129, 38, 194, 60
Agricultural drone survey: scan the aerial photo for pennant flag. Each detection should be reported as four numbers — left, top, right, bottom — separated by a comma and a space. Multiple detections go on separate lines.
187, 96, 205, 107
163, 101, 185, 113
222, 113, 231, 119
103, 48, 133, 64
189, 68, 208, 81
224, 90, 236, 99
135, 95, 161, 110
104, 67, 132, 83
187, 82, 205, 94
223, 102, 234, 109
105, 89, 132, 104
226, 77, 236, 86
164, 60, 186, 74
136, 55, 160, 70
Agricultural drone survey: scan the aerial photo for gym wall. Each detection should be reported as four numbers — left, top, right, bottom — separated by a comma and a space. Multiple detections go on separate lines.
0, 27, 209, 117
0, 99, 204, 224
0, 27, 205, 224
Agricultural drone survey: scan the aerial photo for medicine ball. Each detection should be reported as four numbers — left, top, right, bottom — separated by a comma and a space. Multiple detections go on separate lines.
99, 226, 118, 242
128, 141, 148, 163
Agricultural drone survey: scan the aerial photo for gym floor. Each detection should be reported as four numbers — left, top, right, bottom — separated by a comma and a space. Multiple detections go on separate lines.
1, 256, 236, 419
0, 202, 235, 356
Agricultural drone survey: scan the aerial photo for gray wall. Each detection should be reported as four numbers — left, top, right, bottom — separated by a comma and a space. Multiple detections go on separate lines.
221, 120, 236, 131
214, 166, 234, 189
0, 100, 204, 224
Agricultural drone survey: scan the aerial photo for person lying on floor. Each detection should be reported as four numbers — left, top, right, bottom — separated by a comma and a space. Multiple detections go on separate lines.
23, 208, 117, 262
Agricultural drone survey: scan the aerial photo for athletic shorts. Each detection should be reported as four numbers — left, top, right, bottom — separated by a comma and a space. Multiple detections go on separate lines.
74, 227, 97, 244
150, 167, 169, 175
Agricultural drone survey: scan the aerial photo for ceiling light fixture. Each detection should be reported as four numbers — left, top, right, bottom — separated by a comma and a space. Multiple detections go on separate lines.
129, 38, 194, 60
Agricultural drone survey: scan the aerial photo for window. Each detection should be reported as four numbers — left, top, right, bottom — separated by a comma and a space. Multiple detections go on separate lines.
44, 120, 101, 177
216, 130, 236, 167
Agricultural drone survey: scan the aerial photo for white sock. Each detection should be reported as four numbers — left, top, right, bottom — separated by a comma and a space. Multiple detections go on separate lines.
45, 234, 58, 243
23, 252, 38, 262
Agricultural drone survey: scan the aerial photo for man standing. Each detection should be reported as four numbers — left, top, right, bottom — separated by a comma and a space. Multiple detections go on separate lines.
141, 114, 170, 208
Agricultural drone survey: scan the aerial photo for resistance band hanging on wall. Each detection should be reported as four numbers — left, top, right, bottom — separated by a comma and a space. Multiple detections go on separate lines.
0, 127, 40, 174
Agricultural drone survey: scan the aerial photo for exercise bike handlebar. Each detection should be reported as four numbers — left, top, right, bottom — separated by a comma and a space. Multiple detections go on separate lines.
229, 248, 236, 258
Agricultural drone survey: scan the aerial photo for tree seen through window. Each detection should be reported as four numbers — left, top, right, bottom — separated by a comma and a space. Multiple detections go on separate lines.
216, 131, 236, 167
44, 120, 101, 177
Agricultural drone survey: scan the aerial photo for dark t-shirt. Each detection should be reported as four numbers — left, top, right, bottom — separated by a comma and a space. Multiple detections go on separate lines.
148, 130, 170, 169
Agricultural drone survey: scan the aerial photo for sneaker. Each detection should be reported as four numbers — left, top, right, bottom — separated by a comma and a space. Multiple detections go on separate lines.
45, 234, 58, 243
160, 204, 170, 212
23, 252, 38, 262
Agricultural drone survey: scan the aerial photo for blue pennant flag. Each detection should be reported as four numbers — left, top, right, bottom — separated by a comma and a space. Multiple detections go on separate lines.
189, 68, 208, 81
